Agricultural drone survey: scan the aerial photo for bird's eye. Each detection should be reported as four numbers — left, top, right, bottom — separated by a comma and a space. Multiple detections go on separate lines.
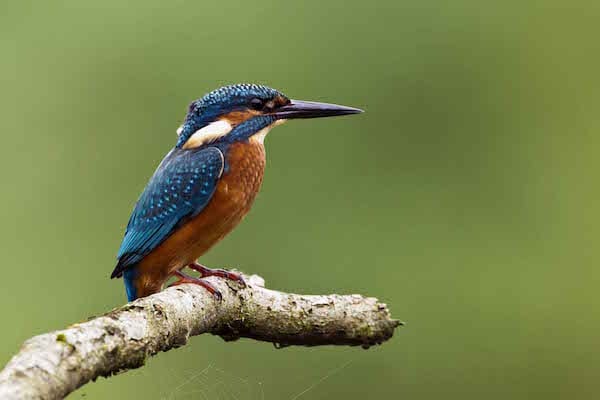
250, 98, 264, 111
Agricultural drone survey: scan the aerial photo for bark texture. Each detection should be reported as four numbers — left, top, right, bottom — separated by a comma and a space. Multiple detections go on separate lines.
0, 274, 401, 399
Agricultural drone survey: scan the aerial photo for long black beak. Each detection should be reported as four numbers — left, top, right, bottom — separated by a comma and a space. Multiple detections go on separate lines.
273, 100, 363, 120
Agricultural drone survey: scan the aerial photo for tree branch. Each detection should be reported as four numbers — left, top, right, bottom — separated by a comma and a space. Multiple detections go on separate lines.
0, 273, 401, 399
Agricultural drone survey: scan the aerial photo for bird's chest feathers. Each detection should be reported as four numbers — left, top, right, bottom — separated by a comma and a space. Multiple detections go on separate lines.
185, 140, 266, 240
216, 141, 266, 208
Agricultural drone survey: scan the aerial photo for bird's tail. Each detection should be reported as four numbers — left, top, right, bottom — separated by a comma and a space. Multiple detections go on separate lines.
122, 268, 139, 301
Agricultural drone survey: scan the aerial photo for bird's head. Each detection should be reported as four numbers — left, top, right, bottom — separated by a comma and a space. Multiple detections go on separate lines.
176, 83, 362, 149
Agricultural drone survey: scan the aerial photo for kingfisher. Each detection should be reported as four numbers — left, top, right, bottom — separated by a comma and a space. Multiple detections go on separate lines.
111, 83, 362, 301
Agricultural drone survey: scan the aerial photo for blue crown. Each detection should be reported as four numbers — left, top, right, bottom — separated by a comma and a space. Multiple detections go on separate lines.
189, 84, 283, 115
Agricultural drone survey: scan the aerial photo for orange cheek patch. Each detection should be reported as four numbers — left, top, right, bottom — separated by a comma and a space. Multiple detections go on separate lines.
275, 95, 290, 107
220, 110, 261, 125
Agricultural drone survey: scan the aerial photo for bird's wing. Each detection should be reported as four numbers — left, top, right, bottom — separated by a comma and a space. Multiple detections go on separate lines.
111, 146, 224, 278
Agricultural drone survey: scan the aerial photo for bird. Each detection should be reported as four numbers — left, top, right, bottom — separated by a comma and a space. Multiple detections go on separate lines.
111, 83, 363, 301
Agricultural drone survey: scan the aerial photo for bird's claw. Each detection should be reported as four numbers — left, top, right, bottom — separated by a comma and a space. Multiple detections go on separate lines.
212, 290, 223, 301
169, 271, 223, 301
228, 271, 246, 288
189, 263, 246, 287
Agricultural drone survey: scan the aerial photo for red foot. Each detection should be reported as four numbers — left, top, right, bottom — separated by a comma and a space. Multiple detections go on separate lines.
188, 262, 245, 287
169, 270, 222, 300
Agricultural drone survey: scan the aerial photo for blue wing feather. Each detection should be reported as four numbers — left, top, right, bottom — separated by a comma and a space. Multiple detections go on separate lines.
111, 146, 224, 278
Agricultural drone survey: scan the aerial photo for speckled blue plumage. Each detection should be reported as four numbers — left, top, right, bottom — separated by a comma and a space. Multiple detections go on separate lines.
112, 115, 276, 282
112, 147, 224, 278
177, 83, 283, 148
224, 115, 276, 144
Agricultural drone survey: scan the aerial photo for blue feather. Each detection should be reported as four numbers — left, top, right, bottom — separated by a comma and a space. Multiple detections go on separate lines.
111, 146, 224, 278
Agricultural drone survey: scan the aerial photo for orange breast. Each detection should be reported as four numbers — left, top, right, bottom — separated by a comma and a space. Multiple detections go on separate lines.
134, 141, 266, 295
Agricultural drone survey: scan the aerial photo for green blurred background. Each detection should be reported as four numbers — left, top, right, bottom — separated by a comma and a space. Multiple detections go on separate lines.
1, 0, 599, 398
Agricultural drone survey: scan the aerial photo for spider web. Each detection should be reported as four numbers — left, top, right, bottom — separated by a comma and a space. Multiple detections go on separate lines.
159, 350, 354, 400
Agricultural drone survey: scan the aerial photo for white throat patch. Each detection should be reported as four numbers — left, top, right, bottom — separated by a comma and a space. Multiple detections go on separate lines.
250, 119, 286, 145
